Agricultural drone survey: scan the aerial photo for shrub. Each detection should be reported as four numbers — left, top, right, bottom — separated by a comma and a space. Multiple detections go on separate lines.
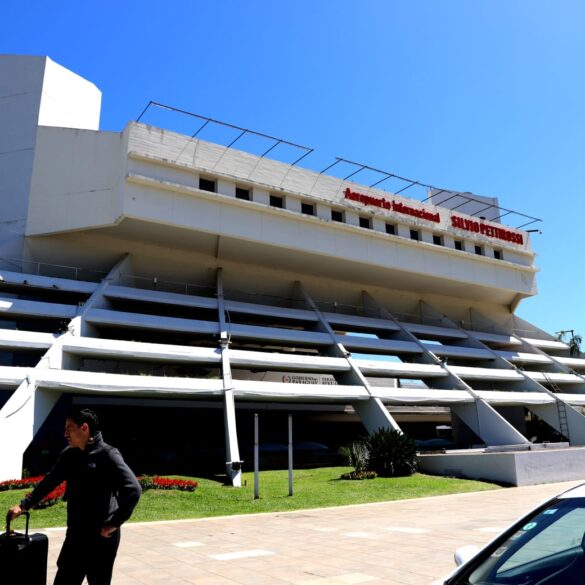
365, 428, 419, 477
339, 441, 370, 473
340, 470, 377, 480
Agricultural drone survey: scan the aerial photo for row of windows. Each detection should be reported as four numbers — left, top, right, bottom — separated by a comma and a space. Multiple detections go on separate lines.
198, 177, 504, 260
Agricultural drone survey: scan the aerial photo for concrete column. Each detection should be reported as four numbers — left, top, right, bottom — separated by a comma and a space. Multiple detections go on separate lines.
0, 377, 60, 481
287, 197, 302, 214
253, 188, 270, 205
0, 254, 134, 480
345, 211, 359, 227
466, 307, 585, 446
452, 401, 529, 446
362, 294, 531, 447
295, 282, 400, 435
217, 179, 236, 197
530, 402, 585, 445
69, 254, 132, 337
372, 218, 385, 234
217, 268, 242, 486
315, 203, 329, 220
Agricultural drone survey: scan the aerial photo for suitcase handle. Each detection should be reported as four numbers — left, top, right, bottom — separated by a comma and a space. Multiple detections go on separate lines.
5, 510, 30, 538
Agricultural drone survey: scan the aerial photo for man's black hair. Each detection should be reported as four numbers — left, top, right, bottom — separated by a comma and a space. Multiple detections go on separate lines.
66, 407, 100, 435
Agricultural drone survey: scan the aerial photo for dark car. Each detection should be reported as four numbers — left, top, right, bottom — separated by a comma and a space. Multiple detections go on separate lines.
434, 482, 585, 584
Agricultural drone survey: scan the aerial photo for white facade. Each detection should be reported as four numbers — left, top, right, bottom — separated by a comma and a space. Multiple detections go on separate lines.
0, 55, 583, 485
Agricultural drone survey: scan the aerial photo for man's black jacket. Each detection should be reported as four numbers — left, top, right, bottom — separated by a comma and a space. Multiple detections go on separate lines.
20, 432, 141, 532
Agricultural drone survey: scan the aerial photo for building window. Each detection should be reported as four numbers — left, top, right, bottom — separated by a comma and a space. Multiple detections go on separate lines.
270, 194, 284, 208
235, 187, 250, 200
331, 209, 344, 223
410, 229, 420, 241
433, 234, 443, 246
494, 249, 503, 260
199, 177, 216, 192
301, 202, 315, 216
385, 223, 395, 235
475, 245, 483, 255
454, 240, 464, 251
359, 216, 372, 229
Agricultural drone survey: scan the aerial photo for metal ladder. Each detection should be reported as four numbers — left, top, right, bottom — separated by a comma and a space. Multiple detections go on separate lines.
543, 372, 570, 441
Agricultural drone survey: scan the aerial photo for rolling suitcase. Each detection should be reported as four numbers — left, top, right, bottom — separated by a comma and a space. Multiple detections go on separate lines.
0, 511, 48, 584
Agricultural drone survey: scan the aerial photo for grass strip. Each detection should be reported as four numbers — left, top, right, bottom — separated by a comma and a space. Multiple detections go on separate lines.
1, 467, 499, 530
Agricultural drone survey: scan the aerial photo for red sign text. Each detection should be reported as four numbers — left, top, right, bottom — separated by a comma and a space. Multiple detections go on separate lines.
451, 215, 524, 245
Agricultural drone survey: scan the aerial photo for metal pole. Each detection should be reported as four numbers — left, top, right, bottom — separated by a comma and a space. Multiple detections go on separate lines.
288, 414, 293, 496
254, 414, 259, 499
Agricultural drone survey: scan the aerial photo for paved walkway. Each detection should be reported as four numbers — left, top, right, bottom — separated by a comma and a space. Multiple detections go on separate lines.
42, 480, 583, 585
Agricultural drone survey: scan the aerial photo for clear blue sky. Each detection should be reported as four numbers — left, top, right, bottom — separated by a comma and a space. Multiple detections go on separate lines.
2, 1, 583, 338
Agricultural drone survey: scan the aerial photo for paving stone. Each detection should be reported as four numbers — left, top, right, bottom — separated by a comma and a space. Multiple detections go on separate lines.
40, 479, 584, 584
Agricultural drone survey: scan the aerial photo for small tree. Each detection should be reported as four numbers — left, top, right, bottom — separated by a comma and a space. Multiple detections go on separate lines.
556, 330, 583, 357
339, 441, 369, 473
365, 428, 419, 477
569, 334, 583, 358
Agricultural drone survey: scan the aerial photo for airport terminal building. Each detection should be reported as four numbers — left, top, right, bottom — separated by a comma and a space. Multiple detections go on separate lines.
2, 54, 585, 486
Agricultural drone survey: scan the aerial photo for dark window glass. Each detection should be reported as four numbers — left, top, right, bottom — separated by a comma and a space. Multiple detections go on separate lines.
270, 195, 284, 208
235, 187, 250, 200
433, 235, 443, 246
359, 216, 371, 229
454, 240, 464, 251
410, 229, 419, 241
199, 177, 216, 192
494, 250, 502, 260
301, 202, 315, 216
385, 223, 395, 235
331, 210, 344, 222
475, 245, 483, 255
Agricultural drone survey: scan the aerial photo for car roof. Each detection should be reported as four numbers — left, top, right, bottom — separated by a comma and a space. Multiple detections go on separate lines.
558, 482, 585, 499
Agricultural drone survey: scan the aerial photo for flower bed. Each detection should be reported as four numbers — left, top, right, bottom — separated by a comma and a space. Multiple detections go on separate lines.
0, 476, 46, 491
138, 476, 198, 492
0, 475, 198, 509
35, 483, 67, 509
340, 470, 378, 480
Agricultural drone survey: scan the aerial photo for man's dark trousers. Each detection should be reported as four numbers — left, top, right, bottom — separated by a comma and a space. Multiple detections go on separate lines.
53, 528, 120, 585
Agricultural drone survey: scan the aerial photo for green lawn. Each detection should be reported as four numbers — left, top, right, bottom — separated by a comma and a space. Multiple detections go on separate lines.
1, 467, 500, 530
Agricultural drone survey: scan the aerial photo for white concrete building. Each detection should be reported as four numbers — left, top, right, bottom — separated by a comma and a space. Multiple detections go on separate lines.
1, 54, 584, 486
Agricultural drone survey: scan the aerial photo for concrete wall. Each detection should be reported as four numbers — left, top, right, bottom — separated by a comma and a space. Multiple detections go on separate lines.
26, 127, 126, 236
126, 124, 533, 259
0, 56, 45, 259
0, 55, 101, 261
420, 448, 585, 486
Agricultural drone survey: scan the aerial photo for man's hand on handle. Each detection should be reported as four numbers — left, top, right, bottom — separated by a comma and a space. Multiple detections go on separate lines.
7, 505, 23, 522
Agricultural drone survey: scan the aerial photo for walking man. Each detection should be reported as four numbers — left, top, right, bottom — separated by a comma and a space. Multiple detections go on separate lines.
8, 408, 142, 585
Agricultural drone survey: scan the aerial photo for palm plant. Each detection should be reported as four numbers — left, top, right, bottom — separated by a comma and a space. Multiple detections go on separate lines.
339, 441, 369, 473
365, 428, 419, 477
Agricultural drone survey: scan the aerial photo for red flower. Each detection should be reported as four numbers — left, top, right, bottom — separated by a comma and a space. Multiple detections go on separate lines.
0, 476, 45, 491
137, 476, 197, 492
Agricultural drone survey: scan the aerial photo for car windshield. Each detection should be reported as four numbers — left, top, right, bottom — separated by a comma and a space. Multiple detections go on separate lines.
463, 497, 585, 585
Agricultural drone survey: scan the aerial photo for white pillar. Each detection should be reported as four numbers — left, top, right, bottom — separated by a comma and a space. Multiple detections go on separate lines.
452, 401, 530, 446
217, 268, 242, 486
0, 377, 60, 481
296, 282, 401, 436
353, 397, 401, 434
